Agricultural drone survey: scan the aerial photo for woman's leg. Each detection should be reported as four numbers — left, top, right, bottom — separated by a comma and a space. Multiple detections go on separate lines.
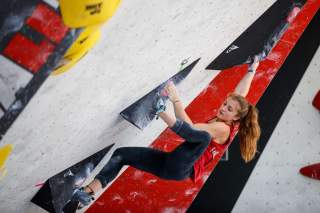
156, 112, 211, 179
93, 147, 167, 189
75, 123, 210, 205
73, 147, 168, 206
82, 110, 210, 195
165, 121, 212, 177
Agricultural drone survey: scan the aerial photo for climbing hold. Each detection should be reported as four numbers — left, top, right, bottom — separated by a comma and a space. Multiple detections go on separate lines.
59, 0, 121, 28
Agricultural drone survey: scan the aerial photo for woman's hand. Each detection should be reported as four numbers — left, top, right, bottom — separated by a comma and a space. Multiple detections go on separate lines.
248, 56, 260, 72
163, 81, 180, 103
234, 55, 259, 97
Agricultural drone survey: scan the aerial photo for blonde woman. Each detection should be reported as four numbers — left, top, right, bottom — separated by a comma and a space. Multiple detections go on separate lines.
72, 57, 261, 207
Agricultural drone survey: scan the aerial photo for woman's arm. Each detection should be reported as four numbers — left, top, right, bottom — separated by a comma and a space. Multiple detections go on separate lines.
234, 56, 260, 97
164, 82, 193, 125
163, 82, 228, 142
166, 56, 259, 123
172, 101, 193, 125
163, 56, 258, 139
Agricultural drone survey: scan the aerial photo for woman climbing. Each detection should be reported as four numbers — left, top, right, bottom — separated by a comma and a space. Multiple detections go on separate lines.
72, 57, 261, 207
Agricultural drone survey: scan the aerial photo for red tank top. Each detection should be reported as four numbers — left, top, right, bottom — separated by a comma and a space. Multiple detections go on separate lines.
192, 121, 239, 183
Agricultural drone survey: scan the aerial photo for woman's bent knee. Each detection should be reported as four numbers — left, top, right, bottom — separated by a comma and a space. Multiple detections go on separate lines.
170, 119, 184, 133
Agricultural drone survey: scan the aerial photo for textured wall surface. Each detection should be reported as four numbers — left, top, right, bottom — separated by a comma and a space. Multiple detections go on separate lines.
9, 0, 320, 212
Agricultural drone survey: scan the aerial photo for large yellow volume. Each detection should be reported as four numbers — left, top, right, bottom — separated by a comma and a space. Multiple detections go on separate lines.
0, 144, 13, 180
65, 24, 101, 57
52, 29, 101, 76
59, 0, 121, 28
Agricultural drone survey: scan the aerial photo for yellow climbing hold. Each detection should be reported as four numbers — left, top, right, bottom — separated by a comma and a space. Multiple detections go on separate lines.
59, 0, 121, 28
65, 24, 101, 57
0, 144, 13, 180
0, 144, 12, 168
51, 28, 101, 76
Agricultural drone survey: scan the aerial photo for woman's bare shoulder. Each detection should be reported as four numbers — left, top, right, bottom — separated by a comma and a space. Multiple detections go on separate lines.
208, 121, 230, 144
209, 121, 230, 132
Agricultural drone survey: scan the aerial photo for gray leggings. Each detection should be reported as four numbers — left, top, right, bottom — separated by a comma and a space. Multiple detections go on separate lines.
95, 119, 212, 187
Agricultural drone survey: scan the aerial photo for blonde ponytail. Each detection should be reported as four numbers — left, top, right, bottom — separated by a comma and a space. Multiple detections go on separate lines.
238, 105, 261, 162
228, 94, 261, 162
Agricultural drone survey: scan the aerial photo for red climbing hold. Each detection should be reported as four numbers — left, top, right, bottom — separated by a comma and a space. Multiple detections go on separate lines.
300, 163, 320, 180
312, 90, 320, 110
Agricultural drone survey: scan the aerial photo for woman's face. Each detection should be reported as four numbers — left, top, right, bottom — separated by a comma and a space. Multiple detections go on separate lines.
217, 97, 241, 122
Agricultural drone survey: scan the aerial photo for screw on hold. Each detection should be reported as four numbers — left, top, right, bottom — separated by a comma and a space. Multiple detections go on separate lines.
64, 169, 74, 178
179, 57, 190, 70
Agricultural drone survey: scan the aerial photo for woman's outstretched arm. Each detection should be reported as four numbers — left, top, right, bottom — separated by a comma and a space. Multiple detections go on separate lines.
234, 56, 260, 97
164, 57, 259, 124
